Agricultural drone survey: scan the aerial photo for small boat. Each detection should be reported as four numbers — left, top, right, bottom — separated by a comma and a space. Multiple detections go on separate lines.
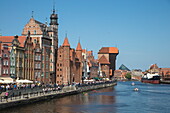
134, 88, 139, 91
131, 82, 135, 86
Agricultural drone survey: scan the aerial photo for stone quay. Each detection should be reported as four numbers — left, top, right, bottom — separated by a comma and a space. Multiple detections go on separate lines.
0, 81, 117, 110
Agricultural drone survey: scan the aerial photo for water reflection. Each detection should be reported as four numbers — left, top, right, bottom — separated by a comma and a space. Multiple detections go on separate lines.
1, 87, 116, 113
3, 81, 170, 113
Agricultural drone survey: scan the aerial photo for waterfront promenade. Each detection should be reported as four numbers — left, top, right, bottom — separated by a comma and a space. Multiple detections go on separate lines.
0, 81, 116, 110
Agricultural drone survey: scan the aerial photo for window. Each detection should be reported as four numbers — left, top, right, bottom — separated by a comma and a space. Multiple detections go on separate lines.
6, 61, 8, 65
38, 72, 41, 77
38, 55, 41, 60
36, 48, 39, 52
10, 69, 12, 74
46, 64, 48, 69
46, 55, 48, 61
4, 54, 7, 57
42, 64, 44, 68
34, 39, 37, 43
46, 72, 48, 78
34, 30, 36, 34
38, 64, 41, 69
3, 61, 6, 65
3, 69, 5, 74
35, 72, 37, 78
41, 72, 44, 77
6, 70, 8, 74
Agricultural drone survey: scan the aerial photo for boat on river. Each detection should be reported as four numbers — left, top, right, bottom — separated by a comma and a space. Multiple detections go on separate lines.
141, 73, 160, 84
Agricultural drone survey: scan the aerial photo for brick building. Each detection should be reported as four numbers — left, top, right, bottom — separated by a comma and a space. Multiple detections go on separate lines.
56, 37, 82, 85
98, 47, 119, 79
0, 10, 58, 84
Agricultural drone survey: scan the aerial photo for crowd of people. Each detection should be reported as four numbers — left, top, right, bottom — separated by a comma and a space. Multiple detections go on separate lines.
0, 80, 115, 102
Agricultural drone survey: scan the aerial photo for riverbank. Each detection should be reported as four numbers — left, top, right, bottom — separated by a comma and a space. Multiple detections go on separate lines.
0, 81, 117, 110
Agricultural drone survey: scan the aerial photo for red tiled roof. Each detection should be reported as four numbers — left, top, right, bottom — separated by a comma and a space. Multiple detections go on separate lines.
17, 36, 27, 47
150, 64, 159, 69
76, 42, 82, 51
62, 37, 70, 47
98, 47, 119, 54
0, 36, 26, 47
82, 49, 86, 53
98, 55, 110, 64
0, 36, 14, 43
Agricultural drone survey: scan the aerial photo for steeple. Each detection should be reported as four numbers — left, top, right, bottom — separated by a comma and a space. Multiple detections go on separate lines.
31, 11, 34, 18
50, 1, 58, 25
62, 37, 70, 47
76, 42, 82, 51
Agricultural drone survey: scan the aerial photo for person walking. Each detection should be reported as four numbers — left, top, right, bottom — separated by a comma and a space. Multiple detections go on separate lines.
4, 92, 9, 102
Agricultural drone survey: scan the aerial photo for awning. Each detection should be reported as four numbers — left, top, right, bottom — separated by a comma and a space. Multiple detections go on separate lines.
0, 77, 14, 84
16, 79, 33, 83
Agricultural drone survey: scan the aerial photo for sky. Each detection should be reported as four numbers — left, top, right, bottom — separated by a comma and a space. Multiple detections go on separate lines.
0, 0, 170, 71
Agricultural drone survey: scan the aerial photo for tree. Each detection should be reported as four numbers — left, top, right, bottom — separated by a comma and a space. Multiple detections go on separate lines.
125, 73, 131, 80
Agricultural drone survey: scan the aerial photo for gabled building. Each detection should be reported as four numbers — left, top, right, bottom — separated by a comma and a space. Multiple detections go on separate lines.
0, 10, 58, 84
34, 38, 42, 82
21, 10, 58, 84
10, 35, 26, 79
56, 37, 83, 85
160, 68, 170, 80
98, 47, 119, 79
148, 64, 160, 74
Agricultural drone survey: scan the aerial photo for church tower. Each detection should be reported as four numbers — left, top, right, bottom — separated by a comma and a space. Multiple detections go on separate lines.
48, 7, 59, 84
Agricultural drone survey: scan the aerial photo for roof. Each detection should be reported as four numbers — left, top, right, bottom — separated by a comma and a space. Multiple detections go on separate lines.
76, 42, 82, 51
0, 36, 26, 47
62, 37, 70, 47
119, 64, 130, 71
98, 55, 110, 64
150, 64, 159, 69
98, 47, 119, 54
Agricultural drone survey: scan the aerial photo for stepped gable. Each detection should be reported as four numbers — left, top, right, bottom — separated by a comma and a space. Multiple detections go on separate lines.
98, 55, 110, 64
62, 37, 70, 47
98, 47, 119, 54
76, 42, 82, 51
22, 18, 47, 35
119, 64, 130, 71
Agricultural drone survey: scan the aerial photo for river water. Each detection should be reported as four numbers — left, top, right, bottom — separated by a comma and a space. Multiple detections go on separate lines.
1, 81, 170, 113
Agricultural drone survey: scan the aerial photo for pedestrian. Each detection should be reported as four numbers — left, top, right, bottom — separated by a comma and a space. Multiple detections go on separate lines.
4, 91, 9, 102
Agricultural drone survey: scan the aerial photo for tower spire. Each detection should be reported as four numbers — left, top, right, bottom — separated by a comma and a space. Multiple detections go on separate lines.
31, 11, 34, 18
65, 31, 68, 37
50, 0, 58, 25
53, 0, 55, 14
78, 37, 80, 43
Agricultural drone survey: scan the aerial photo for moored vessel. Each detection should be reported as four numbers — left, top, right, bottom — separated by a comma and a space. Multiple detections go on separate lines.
141, 73, 160, 84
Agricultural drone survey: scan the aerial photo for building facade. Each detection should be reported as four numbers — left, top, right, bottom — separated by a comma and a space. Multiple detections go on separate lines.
0, 10, 58, 84
98, 47, 119, 79
56, 37, 83, 85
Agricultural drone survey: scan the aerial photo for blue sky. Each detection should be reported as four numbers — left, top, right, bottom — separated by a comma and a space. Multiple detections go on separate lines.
0, 0, 170, 71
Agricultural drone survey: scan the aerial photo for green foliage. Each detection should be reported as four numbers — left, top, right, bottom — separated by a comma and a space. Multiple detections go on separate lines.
125, 73, 131, 80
